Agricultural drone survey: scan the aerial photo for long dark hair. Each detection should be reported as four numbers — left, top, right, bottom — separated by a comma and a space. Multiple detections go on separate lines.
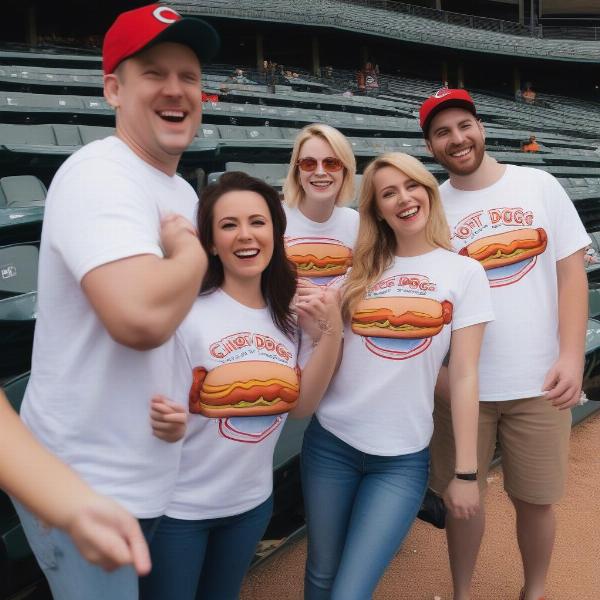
197, 171, 297, 337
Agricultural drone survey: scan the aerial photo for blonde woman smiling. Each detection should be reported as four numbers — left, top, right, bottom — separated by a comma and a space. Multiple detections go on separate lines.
283, 124, 359, 289
301, 153, 494, 599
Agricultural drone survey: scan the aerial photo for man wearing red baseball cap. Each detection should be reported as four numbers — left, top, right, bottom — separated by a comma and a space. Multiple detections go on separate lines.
421, 88, 589, 600
14, 5, 220, 599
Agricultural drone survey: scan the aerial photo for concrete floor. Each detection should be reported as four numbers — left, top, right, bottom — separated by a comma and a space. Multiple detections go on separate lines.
242, 411, 600, 599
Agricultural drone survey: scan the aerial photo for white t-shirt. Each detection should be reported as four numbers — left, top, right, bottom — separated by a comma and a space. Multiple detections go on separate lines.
317, 249, 493, 455
20, 136, 198, 518
167, 290, 299, 520
441, 165, 590, 401
284, 204, 359, 288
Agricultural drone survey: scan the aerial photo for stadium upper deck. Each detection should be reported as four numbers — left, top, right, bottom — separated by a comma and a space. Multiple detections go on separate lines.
168, 0, 600, 62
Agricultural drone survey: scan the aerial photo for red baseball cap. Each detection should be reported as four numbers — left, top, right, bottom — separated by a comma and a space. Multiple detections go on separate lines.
419, 88, 477, 137
102, 3, 220, 75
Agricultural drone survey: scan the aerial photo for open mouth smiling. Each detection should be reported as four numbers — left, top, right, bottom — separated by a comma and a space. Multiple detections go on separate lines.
158, 110, 186, 123
449, 146, 472, 158
397, 206, 420, 219
234, 248, 260, 259
309, 180, 333, 189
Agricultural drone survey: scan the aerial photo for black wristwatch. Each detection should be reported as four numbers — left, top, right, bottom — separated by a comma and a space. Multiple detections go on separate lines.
455, 472, 478, 481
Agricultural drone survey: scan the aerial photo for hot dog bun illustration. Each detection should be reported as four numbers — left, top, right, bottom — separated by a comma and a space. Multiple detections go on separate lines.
189, 361, 300, 418
458, 228, 547, 270
287, 242, 352, 277
352, 296, 453, 339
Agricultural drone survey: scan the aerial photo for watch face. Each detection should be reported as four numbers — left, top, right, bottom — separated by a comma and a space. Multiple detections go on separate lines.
455, 472, 478, 481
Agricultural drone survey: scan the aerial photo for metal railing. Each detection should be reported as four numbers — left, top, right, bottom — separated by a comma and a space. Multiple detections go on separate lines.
341, 0, 536, 37
342, 0, 600, 41
540, 26, 600, 40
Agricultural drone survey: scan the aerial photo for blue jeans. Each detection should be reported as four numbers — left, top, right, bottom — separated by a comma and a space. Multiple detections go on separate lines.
139, 495, 273, 600
12, 499, 161, 600
301, 417, 429, 600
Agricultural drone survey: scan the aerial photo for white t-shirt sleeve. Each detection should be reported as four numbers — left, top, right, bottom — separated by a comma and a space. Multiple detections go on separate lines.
542, 172, 591, 261
173, 330, 194, 409
451, 260, 494, 331
51, 158, 163, 282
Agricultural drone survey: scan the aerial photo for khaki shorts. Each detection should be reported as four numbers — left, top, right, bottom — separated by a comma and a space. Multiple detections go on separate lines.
429, 394, 572, 505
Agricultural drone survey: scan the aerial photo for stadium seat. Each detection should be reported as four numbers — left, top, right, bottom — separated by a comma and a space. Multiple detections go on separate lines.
52, 124, 83, 146
225, 162, 289, 188
207, 171, 224, 186
0, 244, 39, 297
78, 125, 114, 145
0, 176, 46, 208
197, 125, 221, 141
589, 286, 600, 318
0, 124, 56, 146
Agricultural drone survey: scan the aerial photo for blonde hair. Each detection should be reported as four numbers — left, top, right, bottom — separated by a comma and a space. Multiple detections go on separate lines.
283, 123, 356, 208
342, 152, 451, 319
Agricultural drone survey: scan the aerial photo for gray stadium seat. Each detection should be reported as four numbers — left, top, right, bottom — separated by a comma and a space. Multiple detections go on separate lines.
52, 124, 83, 146
0, 124, 56, 146
197, 125, 221, 141
589, 287, 600, 319
0, 176, 46, 208
0, 244, 39, 296
78, 125, 113, 145
207, 171, 224, 186
225, 162, 289, 188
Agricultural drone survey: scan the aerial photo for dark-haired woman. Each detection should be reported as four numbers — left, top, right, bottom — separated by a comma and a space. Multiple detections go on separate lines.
140, 172, 343, 600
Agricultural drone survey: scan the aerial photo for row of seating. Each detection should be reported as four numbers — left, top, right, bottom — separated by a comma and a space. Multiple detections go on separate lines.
0, 91, 414, 131
1, 121, 598, 168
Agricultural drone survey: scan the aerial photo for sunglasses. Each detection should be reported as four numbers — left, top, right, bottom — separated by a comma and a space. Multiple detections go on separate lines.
296, 156, 344, 173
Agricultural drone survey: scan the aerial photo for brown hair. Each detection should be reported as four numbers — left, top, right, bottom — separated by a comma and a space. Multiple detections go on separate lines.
197, 172, 297, 337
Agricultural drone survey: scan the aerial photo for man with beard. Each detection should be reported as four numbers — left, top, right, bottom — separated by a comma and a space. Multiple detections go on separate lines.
419, 88, 589, 600
14, 5, 219, 599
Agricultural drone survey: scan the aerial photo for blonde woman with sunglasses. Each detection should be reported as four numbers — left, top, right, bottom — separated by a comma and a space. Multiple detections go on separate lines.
283, 124, 359, 289
300, 153, 494, 599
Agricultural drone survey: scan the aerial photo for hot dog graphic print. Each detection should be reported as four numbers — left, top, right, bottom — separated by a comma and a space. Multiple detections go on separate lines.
352, 296, 453, 360
189, 361, 300, 418
451, 207, 548, 288
189, 332, 299, 443
285, 236, 353, 287
458, 227, 547, 287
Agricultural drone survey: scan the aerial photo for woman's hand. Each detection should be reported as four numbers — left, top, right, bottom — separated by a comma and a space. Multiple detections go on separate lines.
150, 395, 188, 443
294, 281, 343, 343
443, 478, 480, 520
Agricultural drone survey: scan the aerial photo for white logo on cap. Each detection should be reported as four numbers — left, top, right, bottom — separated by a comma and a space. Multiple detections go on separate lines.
153, 6, 180, 24
433, 88, 450, 98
